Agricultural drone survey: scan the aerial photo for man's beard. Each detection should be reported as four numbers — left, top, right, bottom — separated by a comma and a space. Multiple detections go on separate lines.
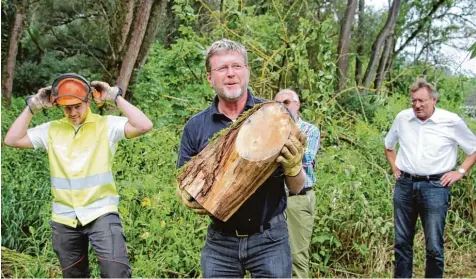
212, 81, 244, 101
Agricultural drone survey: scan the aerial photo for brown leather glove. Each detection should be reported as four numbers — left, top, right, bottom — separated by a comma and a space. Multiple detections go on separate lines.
277, 132, 306, 176
90, 81, 122, 106
176, 186, 208, 215
26, 86, 54, 114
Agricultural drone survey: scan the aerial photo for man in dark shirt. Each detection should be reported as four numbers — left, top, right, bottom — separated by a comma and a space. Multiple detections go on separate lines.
176, 38, 306, 278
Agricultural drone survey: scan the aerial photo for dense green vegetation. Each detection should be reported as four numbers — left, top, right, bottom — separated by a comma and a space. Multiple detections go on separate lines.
3, 50, 476, 279
2, 0, 476, 277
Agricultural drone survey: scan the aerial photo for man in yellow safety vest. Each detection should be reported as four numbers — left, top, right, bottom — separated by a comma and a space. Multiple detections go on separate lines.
4, 73, 153, 278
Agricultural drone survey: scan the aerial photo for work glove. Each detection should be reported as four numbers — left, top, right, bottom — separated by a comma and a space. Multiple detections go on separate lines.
176, 185, 208, 215
90, 81, 122, 106
277, 132, 307, 177
26, 86, 54, 114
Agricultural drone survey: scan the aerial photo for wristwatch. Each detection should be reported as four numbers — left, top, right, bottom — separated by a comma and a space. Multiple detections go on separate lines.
114, 87, 123, 105
458, 168, 466, 176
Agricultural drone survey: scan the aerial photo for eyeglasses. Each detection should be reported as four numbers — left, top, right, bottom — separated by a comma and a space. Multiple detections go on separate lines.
410, 98, 433, 105
276, 100, 298, 106
211, 64, 247, 73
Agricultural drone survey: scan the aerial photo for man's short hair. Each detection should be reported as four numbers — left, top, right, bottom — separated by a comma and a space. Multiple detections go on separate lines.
410, 78, 438, 99
205, 39, 248, 72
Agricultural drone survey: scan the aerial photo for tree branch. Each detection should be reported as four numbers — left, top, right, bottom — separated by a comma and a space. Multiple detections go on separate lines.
26, 28, 44, 61
50, 13, 101, 27
394, 0, 446, 57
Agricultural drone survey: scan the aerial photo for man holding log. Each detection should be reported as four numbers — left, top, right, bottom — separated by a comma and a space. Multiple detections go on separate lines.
176, 38, 306, 278
275, 89, 320, 278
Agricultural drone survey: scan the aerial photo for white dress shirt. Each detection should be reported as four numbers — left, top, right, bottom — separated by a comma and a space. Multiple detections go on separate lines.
385, 107, 476, 175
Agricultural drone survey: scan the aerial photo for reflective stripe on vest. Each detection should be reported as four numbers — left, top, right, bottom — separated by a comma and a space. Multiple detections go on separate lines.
48, 109, 119, 227
51, 172, 113, 190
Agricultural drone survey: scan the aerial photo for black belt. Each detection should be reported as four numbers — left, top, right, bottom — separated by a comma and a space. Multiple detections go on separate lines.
401, 171, 444, 182
288, 187, 312, 197
211, 214, 286, 238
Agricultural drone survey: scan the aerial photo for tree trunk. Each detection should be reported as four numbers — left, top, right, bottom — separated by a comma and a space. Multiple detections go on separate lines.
384, 37, 397, 91
116, 0, 154, 96
355, 0, 365, 86
136, 0, 166, 68
127, 0, 166, 101
101, 0, 136, 83
336, 0, 358, 92
2, 0, 28, 109
362, 0, 401, 89
118, 0, 136, 55
374, 35, 393, 91
177, 102, 300, 221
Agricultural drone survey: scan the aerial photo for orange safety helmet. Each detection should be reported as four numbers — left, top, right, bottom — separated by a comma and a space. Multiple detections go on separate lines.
51, 73, 92, 106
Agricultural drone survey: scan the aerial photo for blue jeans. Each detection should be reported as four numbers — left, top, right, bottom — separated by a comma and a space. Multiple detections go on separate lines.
393, 176, 450, 278
50, 213, 131, 278
201, 220, 292, 278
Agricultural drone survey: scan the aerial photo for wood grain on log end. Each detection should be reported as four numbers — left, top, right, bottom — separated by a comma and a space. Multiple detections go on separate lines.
236, 103, 293, 161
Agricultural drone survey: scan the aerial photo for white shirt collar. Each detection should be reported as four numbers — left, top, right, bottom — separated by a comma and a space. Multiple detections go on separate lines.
409, 106, 441, 124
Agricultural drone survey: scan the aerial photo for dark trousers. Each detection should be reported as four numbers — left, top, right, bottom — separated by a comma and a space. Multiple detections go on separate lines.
50, 213, 131, 278
393, 176, 450, 278
201, 217, 292, 278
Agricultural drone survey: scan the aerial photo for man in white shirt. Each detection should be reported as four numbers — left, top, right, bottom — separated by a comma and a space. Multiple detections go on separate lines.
384, 78, 476, 278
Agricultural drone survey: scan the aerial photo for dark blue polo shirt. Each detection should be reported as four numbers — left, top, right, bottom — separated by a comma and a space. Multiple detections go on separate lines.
177, 90, 286, 230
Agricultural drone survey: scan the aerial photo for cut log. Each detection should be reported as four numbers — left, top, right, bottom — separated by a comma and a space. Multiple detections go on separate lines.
177, 102, 300, 221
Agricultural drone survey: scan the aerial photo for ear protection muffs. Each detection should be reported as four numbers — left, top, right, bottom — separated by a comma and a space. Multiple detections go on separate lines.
51, 73, 102, 105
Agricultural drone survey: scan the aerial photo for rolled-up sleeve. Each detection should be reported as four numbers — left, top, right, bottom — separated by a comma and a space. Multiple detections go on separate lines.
454, 118, 476, 155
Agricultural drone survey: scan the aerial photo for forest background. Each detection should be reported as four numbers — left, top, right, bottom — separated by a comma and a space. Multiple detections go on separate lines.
1, 0, 476, 277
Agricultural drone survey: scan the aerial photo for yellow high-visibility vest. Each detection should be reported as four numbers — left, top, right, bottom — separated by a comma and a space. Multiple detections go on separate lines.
47, 108, 119, 228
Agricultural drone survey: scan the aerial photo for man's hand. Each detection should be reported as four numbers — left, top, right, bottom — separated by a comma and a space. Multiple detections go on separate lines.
26, 86, 54, 114
277, 133, 306, 177
176, 186, 208, 215
392, 167, 402, 179
90, 81, 122, 106
440, 171, 464, 187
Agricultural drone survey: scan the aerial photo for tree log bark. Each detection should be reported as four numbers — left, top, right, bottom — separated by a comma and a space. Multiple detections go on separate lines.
177, 102, 300, 221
